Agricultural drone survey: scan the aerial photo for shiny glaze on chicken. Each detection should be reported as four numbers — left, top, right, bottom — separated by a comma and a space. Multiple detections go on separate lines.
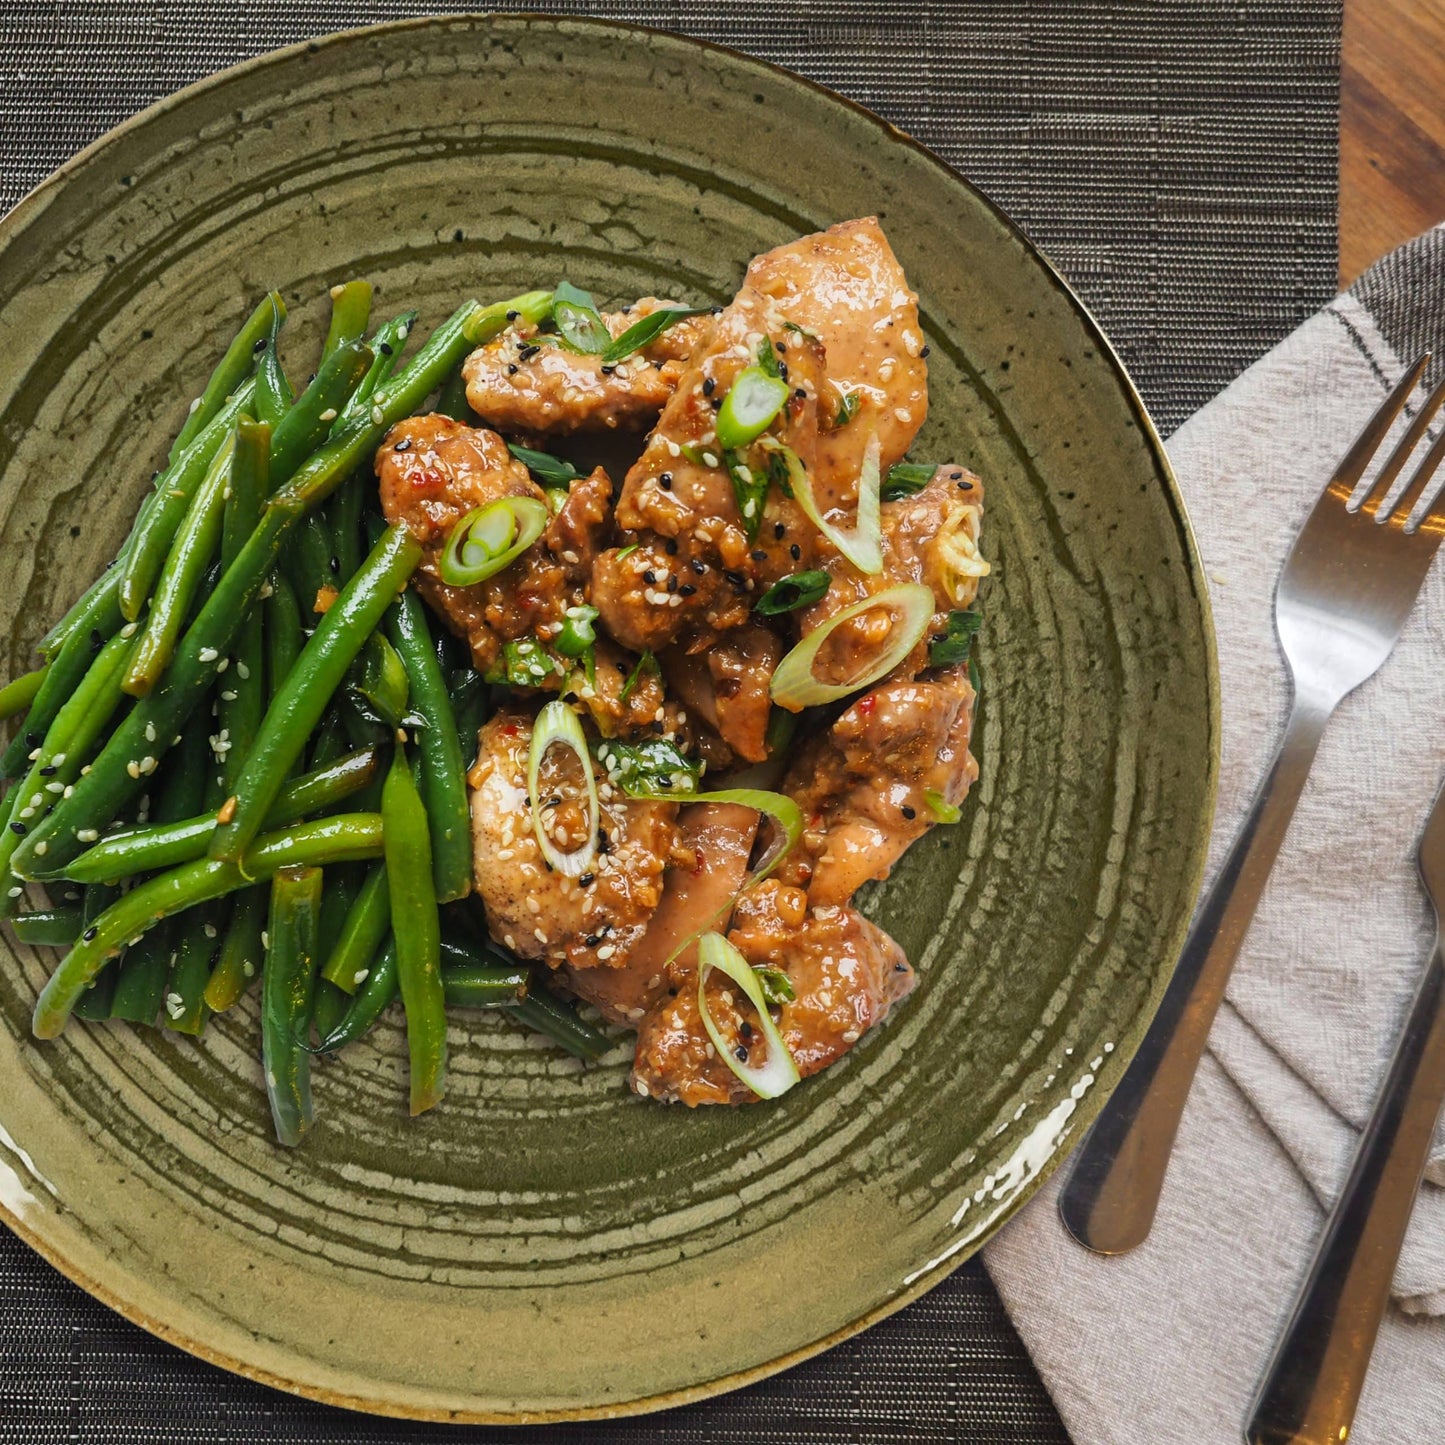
376, 218, 988, 1105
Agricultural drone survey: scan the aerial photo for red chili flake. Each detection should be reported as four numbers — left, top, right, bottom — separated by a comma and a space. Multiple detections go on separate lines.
857, 694, 876, 717
693, 847, 706, 873
406, 466, 446, 494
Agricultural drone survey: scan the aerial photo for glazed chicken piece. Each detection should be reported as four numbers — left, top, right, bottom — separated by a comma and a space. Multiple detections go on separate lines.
747, 216, 929, 505
631, 881, 915, 1105
660, 622, 781, 764
462, 298, 716, 436
469, 709, 678, 970
561, 801, 758, 1026
376, 414, 611, 680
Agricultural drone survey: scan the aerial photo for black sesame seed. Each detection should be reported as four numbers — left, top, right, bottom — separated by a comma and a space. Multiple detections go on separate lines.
643, 569, 657, 584
506, 309, 520, 321
702, 377, 716, 396
920, 345, 932, 357
578, 872, 595, 887
723, 569, 746, 586
379, 341, 394, 357
789, 543, 801, 561
778, 362, 789, 382
690, 559, 706, 575
329, 556, 340, 574
585, 933, 601, 947
901, 805, 917, 820
739, 1020, 753, 1039
507, 363, 518, 375
252, 337, 267, 354
793, 387, 807, 400
666, 575, 678, 593
393, 437, 412, 452
518, 344, 540, 361
25, 732, 39, 749
597, 829, 611, 853
82, 926, 98, 942
37, 766, 56, 777
664, 537, 678, 555
956, 479, 974, 490
734, 1045, 749, 1062
90, 629, 103, 652
750, 549, 767, 563
8, 822, 24, 836
773, 522, 786, 539
679, 583, 697, 597
600, 364, 616, 376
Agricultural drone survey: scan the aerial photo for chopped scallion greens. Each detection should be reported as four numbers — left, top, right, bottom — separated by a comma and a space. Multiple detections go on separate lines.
508, 442, 583, 488
755, 569, 830, 617
716, 367, 790, 452
881, 462, 939, 501
601, 307, 711, 366
923, 787, 961, 824
594, 736, 701, 796
754, 965, 796, 1007
551, 280, 611, 354
555, 604, 600, 658
487, 637, 566, 688
618, 649, 660, 705
929, 609, 982, 669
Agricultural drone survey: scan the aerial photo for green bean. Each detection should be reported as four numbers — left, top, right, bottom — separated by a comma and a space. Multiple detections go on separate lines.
269, 292, 551, 521
441, 962, 529, 1009
382, 748, 446, 1114
307, 709, 350, 772
253, 309, 293, 430
268, 340, 372, 491
72, 884, 121, 1020
337, 311, 416, 428
31, 812, 383, 1037
315, 935, 397, 1051
120, 378, 259, 621
59, 746, 385, 885
209, 422, 270, 804
437, 934, 609, 1060
433, 366, 472, 422
35, 561, 122, 662
320, 861, 389, 993
281, 512, 335, 615
163, 905, 218, 1035
210, 525, 421, 865
511, 989, 611, 1062
311, 978, 349, 1041
0, 666, 46, 722
0, 633, 134, 905
321, 281, 373, 362
390, 590, 472, 901
203, 884, 266, 1012
107, 729, 210, 1024
11, 908, 83, 946
263, 864, 322, 1146
168, 292, 285, 464
124, 430, 238, 695
2, 574, 123, 777
11, 505, 295, 876
264, 572, 303, 699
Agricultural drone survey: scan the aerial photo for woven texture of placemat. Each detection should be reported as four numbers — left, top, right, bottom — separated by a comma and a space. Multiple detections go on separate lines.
0, 3, 1339, 1442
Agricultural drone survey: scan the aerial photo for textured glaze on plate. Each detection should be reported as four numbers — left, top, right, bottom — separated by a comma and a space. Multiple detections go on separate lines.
0, 15, 1218, 1422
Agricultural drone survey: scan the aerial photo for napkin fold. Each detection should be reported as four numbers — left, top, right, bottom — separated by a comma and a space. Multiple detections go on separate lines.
984, 226, 1445, 1444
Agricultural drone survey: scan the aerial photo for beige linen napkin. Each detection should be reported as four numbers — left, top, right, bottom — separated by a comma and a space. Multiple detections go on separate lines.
984, 227, 1445, 1443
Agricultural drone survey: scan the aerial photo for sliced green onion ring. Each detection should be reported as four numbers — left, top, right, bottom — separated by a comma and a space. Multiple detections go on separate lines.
528, 701, 599, 878
771, 582, 934, 710
716, 366, 791, 451
923, 787, 961, 823
763, 434, 883, 575
697, 932, 801, 1100
438, 496, 549, 587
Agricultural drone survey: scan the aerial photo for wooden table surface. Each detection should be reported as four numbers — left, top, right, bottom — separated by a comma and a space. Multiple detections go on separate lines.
1342, 0, 1445, 283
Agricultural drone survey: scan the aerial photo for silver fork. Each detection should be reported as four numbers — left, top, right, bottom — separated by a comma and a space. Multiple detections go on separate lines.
1246, 772, 1445, 1445
1059, 352, 1445, 1255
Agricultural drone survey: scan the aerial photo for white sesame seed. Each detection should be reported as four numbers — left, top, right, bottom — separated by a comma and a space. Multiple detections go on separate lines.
126, 761, 141, 779
504, 934, 516, 950
260, 930, 270, 948
6, 886, 20, 898
216, 657, 229, 672
120, 622, 138, 639
596, 944, 616, 960
198, 647, 218, 663
76, 828, 98, 843
44, 781, 62, 794
203, 923, 217, 939
666, 440, 681, 457
26, 749, 39, 762
893, 407, 912, 424
702, 452, 718, 468
62, 786, 72, 798
33, 841, 46, 857
370, 404, 385, 426
144, 723, 156, 742
17, 807, 33, 820
140, 756, 157, 774
188, 397, 202, 415
242, 960, 254, 977
634, 1077, 650, 1097
236, 659, 250, 680
319, 407, 338, 423
52, 753, 65, 767
533, 927, 548, 944
221, 690, 237, 702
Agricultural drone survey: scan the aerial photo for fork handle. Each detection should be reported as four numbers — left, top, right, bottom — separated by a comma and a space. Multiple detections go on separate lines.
1059, 693, 1331, 1254
1246, 944, 1445, 1445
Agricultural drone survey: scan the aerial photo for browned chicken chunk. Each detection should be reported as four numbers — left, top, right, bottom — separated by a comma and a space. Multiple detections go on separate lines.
469, 709, 677, 970
462, 298, 715, 436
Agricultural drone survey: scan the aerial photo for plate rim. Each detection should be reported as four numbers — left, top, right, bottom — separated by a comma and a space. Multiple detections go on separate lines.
0, 10, 1222, 1423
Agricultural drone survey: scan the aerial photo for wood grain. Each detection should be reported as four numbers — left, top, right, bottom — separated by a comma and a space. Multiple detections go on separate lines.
1342, 0, 1445, 283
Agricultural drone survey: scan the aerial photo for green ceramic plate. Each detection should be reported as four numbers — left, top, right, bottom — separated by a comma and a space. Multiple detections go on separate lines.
0, 15, 1217, 1422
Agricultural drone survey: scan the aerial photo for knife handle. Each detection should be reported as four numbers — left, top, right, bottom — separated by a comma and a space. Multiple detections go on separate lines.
1058, 693, 1330, 1254
1245, 945, 1445, 1445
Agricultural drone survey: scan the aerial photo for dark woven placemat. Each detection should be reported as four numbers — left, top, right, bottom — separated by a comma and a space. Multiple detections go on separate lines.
0, 3, 1340, 1441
